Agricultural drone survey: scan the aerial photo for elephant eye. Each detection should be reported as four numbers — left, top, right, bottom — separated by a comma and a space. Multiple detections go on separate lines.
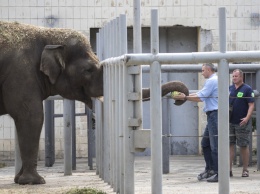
82, 68, 93, 74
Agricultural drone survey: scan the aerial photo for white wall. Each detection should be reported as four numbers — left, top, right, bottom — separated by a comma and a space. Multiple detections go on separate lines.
0, 0, 260, 160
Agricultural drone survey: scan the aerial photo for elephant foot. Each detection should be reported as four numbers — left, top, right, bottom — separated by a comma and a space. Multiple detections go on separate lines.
14, 173, 21, 184
14, 167, 23, 183
17, 172, 46, 185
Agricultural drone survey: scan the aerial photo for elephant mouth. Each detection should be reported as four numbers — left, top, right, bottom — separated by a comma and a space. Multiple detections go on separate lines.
82, 85, 103, 98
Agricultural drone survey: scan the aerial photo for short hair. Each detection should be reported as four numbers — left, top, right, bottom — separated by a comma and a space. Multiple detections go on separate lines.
233, 69, 243, 77
203, 63, 216, 72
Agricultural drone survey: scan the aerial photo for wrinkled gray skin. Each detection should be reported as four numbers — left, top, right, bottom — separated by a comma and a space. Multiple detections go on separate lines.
0, 21, 188, 185
0, 21, 102, 185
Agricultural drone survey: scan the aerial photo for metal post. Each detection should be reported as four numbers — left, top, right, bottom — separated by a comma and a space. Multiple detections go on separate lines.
133, 0, 143, 145
160, 29, 170, 174
256, 70, 260, 170
119, 14, 127, 194
162, 97, 170, 174
218, 7, 229, 194
104, 62, 110, 182
124, 13, 135, 192
134, 0, 142, 53
124, 65, 135, 194
150, 9, 162, 194
123, 51, 260, 65
15, 128, 22, 175
87, 107, 95, 170
71, 101, 76, 170
44, 100, 55, 167
63, 99, 72, 175
94, 99, 101, 175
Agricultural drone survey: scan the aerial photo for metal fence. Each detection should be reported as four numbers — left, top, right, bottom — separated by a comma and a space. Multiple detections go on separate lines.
95, 7, 260, 194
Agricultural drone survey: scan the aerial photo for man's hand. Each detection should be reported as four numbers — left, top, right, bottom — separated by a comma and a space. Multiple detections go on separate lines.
172, 92, 186, 101
240, 117, 249, 126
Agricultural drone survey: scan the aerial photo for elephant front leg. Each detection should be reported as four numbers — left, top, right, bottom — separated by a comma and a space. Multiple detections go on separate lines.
14, 111, 46, 184
14, 166, 23, 183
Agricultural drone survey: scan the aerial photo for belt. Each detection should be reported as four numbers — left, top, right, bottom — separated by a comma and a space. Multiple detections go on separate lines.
206, 110, 218, 116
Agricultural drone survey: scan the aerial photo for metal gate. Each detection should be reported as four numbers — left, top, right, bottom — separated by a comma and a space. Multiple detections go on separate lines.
94, 7, 260, 194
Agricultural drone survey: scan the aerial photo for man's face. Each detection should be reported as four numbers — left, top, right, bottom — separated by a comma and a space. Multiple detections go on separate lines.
201, 66, 210, 78
232, 71, 243, 84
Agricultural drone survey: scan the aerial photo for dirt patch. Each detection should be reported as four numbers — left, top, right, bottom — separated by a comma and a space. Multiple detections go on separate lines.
1, 156, 260, 194
0, 159, 115, 194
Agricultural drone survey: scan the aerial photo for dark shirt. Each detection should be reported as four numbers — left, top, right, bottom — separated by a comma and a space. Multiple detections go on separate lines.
229, 84, 254, 124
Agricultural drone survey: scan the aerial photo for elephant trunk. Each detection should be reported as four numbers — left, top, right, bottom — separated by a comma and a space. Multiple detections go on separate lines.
142, 81, 189, 106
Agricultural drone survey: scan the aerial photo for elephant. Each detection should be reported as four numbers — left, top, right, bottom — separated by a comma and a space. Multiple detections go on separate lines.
0, 21, 188, 185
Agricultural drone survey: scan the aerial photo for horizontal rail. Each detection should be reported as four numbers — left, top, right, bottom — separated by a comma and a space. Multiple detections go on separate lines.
46, 95, 63, 100
124, 51, 260, 65
142, 64, 260, 73
101, 51, 260, 66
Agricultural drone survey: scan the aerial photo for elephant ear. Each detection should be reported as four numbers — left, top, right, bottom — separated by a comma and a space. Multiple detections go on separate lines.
40, 45, 65, 84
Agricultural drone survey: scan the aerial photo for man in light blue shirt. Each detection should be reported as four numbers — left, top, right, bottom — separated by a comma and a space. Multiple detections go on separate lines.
173, 63, 219, 182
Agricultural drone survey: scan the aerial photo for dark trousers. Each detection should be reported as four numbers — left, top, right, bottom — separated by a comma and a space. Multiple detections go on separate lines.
201, 110, 218, 173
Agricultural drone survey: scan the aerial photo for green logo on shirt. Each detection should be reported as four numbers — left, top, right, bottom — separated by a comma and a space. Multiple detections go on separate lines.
237, 92, 243, 98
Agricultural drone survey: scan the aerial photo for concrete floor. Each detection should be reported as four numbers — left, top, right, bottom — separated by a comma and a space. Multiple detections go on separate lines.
1, 156, 260, 194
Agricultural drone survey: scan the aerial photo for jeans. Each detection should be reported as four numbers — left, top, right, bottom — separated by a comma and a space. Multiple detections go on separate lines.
201, 111, 218, 173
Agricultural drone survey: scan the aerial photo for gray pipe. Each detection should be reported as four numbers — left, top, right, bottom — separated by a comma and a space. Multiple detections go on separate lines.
256, 70, 260, 170
63, 99, 72, 175
218, 7, 230, 194
142, 64, 260, 73
150, 9, 162, 194
121, 51, 260, 65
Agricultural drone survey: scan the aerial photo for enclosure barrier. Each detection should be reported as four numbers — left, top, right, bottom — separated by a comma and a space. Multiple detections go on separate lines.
95, 8, 260, 194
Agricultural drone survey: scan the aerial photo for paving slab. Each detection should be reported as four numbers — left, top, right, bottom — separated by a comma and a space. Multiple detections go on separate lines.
0, 156, 260, 194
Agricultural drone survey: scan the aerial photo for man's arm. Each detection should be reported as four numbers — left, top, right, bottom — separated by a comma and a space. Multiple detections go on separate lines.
173, 92, 202, 102
240, 102, 254, 126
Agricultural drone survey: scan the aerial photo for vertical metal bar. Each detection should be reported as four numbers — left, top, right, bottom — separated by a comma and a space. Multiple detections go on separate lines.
115, 61, 119, 193
95, 99, 102, 175
124, 11, 135, 192
94, 99, 100, 174
71, 100, 76, 170
162, 97, 170, 174
115, 17, 120, 193
218, 7, 229, 194
103, 26, 110, 183
112, 66, 116, 190
44, 100, 55, 167
15, 128, 22, 175
133, 0, 143, 142
63, 99, 72, 176
134, 0, 142, 53
160, 29, 170, 174
87, 107, 94, 170
256, 70, 260, 170
150, 9, 162, 194
111, 19, 118, 191
108, 25, 113, 187
124, 65, 135, 194
109, 21, 115, 189
133, 0, 143, 131
95, 31, 101, 176
120, 14, 127, 194
248, 119, 253, 166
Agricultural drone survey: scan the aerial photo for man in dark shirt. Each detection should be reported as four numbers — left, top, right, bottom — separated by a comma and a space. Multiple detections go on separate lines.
229, 69, 254, 178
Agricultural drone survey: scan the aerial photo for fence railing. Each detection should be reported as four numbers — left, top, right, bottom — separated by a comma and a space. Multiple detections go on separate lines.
95, 7, 260, 194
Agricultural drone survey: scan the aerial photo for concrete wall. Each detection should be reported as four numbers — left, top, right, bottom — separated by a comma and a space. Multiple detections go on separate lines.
0, 0, 260, 160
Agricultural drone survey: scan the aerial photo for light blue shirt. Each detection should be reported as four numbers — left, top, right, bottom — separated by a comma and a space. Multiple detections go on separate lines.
196, 73, 218, 112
